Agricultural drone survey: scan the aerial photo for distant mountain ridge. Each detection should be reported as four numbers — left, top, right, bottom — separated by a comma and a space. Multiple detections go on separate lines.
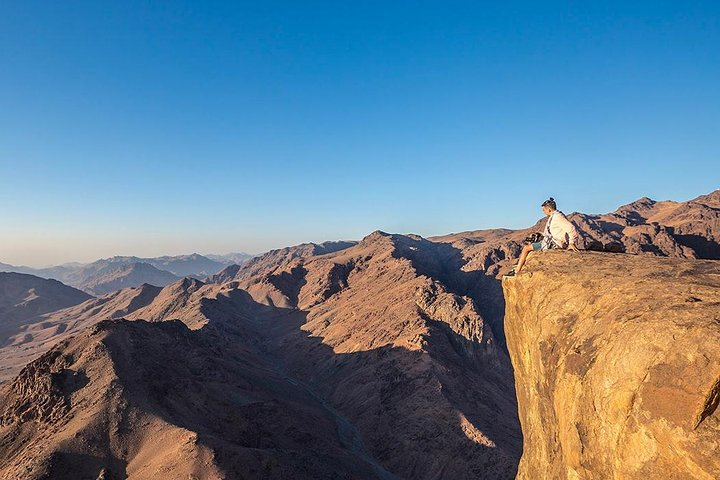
75, 262, 180, 295
0, 252, 258, 294
204, 252, 255, 265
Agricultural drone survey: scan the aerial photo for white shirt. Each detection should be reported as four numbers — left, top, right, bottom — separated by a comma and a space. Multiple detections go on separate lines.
543, 210, 579, 249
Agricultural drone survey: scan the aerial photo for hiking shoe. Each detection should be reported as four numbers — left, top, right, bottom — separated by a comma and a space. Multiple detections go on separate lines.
503, 268, 516, 277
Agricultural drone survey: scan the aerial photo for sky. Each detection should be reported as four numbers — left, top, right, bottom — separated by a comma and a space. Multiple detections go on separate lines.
1, 1, 719, 266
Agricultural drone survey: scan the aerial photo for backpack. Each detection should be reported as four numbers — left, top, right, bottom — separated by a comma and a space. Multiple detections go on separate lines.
525, 232, 544, 244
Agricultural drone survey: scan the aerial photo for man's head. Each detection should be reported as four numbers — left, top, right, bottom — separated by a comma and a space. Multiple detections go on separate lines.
541, 197, 557, 216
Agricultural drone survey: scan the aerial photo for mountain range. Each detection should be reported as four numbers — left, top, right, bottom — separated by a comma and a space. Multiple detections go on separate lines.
0, 252, 257, 295
0, 189, 718, 479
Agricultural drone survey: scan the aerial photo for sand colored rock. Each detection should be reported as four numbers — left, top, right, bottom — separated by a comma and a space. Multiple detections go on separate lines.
503, 251, 720, 479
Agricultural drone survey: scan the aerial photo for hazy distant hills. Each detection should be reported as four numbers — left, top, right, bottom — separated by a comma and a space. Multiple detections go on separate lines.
87, 254, 226, 278
204, 252, 255, 265
0, 263, 76, 283
0, 252, 257, 294
74, 262, 180, 295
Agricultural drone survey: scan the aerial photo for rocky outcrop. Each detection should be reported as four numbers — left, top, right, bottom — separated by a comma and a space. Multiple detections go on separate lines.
503, 251, 720, 479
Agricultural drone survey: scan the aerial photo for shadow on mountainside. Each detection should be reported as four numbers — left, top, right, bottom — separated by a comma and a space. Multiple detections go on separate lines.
46, 452, 128, 480
212, 287, 521, 478
389, 236, 510, 350
674, 233, 720, 259
89, 286, 522, 479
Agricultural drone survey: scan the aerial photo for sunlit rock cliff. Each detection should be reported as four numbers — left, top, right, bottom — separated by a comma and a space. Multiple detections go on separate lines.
503, 251, 720, 479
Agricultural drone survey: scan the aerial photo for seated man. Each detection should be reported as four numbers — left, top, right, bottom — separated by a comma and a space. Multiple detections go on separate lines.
505, 197, 580, 277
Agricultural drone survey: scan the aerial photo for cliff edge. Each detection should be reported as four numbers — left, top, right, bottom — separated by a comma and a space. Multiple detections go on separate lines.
502, 251, 720, 479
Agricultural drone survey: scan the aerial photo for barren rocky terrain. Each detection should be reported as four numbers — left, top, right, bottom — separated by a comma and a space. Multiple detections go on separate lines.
0, 190, 718, 479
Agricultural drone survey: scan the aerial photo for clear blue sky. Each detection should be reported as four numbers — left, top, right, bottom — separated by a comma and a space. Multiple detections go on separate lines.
1, 1, 719, 266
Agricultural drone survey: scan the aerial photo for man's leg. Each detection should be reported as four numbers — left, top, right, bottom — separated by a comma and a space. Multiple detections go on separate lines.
515, 243, 534, 273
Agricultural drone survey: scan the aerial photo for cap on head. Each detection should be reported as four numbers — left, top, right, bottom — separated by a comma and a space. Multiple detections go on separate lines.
541, 197, 557, 210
